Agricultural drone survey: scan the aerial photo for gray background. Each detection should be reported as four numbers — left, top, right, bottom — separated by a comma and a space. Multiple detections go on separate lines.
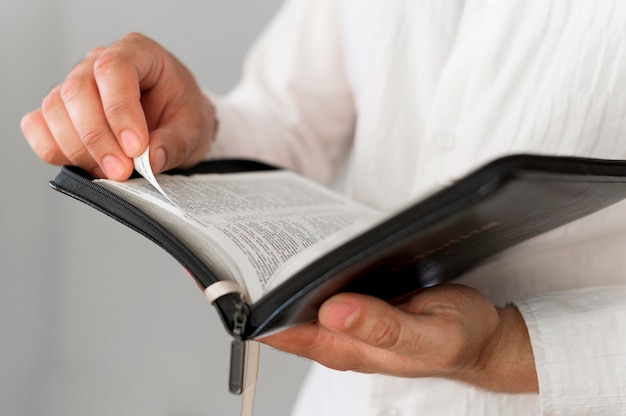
0, 0, 312, 415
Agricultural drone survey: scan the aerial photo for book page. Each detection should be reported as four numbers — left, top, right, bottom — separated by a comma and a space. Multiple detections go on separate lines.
261, 213, 384, 294
133, 147, 174, 204
96, 170, 378, 302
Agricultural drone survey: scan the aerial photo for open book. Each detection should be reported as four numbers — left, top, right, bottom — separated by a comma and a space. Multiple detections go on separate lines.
112, 153, 382, 304
50, 154, 626, 341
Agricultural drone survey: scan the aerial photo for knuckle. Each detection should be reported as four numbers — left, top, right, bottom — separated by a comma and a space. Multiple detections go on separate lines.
94, 32, 151, 79
103, 100, 129, 120
20, 114, 31, 135
60, 74, 87, 104
40, 146, 65, 165
30, 138, 64, 165
80, 128, 104, 149
86, 46, 105, 59
64, 146, 90, 164
365, 319, 399, 349
93, 50, 122, 80
41, 86, 62, 114
121, 32, 147, 44
20, 111, 38, 135
438, 348, 468, 372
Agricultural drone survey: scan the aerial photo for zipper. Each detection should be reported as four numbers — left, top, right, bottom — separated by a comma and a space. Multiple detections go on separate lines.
57, 168, 185, 247
229, 296, 250, 394
53, 167, 221, 286
54, 166, 259, 398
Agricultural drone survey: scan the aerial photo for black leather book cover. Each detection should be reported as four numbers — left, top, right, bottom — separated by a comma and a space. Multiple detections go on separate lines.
50, 155, 626, 338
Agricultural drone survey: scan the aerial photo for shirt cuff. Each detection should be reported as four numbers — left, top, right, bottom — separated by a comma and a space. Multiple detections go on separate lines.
202, 90, 250, 160
515, 286, 626, 416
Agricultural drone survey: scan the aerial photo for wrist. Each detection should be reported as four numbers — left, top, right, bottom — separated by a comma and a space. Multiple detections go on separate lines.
453, 306, 538, 393
476, 306, 538, 393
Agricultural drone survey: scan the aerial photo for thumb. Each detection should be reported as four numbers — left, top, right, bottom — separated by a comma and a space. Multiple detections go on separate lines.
146, 92, 216, 173
148, 117, 214, 173
148, 126, 179, 173
318, 293, 427, 354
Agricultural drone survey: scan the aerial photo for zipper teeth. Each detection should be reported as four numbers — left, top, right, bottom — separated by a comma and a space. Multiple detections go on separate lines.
61, 168, 208, 283
55, 166, 252, 337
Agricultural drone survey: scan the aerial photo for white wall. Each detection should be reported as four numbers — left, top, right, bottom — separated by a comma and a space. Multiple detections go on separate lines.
0, 1, 311, 415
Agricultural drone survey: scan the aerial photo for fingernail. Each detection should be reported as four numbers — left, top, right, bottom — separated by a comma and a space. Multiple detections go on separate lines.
102, 155, 126, 179
324, 301, 359, 330
120, 130, 142, 156
153, 147, 167, 173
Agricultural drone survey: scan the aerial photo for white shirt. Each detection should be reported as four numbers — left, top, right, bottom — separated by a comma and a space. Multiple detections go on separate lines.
209, 0, 626, 414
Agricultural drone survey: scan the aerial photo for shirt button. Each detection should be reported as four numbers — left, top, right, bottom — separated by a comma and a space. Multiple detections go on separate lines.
434, 130, 456, 150
378, 407, 402, 416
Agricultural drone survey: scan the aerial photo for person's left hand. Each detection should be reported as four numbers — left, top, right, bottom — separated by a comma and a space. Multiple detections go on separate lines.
261, 284, 538, 393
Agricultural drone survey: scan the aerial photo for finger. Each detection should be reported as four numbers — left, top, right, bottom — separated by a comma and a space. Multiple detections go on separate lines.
146, 99, 215, 174
319, 293, 428, 354
259, 322, 321, 353
321, 291, 500, 372
21, 109, 70, 166
86, 46, 105, 59
149, 120, 207, 173
61, 58, 133, 180
262, 320, 413, 375
264, 288, 501, 378
40, 85, 100, 174
92, 33, 158, 158
267, 295, 450, 376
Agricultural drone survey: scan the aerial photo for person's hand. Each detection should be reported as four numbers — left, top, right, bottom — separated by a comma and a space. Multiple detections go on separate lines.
21, 32, 216, 180
262, 284, 538, 393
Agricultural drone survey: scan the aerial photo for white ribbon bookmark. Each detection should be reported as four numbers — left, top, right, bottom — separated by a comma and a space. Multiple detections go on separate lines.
239, 340, 260, 416
134, 150, 260, 416
203, 280, 243, 304
204, 281, 259, 416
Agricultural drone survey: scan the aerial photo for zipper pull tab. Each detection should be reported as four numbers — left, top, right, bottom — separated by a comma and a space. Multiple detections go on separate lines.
229, 299, 260, 416
229, 299, 250, 395
229, 337, 247, 394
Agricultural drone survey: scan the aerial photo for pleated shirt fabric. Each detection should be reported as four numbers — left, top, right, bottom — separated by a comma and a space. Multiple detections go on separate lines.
209, 1, 626, 414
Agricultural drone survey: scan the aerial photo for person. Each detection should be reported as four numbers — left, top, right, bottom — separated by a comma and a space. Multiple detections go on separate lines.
21, 0, 626, 414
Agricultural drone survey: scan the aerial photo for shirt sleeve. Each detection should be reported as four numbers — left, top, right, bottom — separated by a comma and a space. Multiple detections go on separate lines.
515, 285, 626, 416
207, 0, 356, 185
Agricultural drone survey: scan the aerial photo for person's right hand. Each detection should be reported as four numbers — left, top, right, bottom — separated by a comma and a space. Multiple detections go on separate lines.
21, 32, 216, 180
